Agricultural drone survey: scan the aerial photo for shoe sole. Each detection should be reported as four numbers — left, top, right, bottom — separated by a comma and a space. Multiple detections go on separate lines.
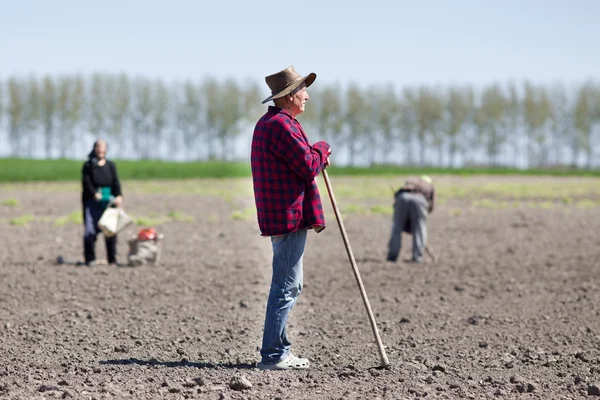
257, 355, 309, 370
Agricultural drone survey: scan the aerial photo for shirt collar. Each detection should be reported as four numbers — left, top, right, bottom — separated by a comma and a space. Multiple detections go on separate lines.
268, 106, 295, 120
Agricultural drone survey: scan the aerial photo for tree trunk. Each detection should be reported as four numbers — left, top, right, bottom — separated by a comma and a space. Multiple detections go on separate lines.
221, 134, 227, 161
29, 131, 37, 158
404, 140, 413, 166
449, 136, 457, 168
348, 140, 356, 166
10, 128, 20, 157
207, 135, 216, 161
133, 120, 143, 159
571, 142, 578, 167
45, 124, 53, 158
418, 130, 426, 166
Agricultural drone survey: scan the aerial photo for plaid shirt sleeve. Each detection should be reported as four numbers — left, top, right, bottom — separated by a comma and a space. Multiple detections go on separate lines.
269, 117, 330, 180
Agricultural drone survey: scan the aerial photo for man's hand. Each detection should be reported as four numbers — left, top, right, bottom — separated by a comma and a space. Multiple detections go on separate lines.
114, 196, 123, 207
94, 192, 102, 201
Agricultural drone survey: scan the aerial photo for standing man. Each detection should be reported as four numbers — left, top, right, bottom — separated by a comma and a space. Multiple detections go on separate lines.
251, 65, 331, 370
387, 175, 435, 263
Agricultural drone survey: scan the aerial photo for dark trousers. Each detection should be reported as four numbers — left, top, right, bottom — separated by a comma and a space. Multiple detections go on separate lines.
387, 192, 428, 262
83, 200, 117, 264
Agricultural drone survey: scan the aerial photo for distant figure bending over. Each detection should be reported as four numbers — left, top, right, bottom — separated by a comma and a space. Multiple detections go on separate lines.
387, 175, 435, 263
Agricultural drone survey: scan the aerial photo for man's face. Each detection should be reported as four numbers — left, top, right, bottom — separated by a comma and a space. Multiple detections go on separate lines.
289, 83, 309, 116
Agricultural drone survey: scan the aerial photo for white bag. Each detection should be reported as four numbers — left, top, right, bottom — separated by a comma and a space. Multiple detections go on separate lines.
98, 207, 133, 237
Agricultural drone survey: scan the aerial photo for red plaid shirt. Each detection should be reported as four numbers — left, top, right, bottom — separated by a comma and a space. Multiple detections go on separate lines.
251, 106, 330, 236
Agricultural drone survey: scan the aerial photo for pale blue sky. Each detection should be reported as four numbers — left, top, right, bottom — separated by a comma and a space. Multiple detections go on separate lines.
1, 0, 599, 89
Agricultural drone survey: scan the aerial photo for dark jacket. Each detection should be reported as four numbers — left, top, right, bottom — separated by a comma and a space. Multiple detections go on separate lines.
81, 159, 122, 204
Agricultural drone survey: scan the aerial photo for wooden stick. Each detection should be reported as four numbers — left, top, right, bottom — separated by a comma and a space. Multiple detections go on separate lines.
425, 244, 438, 263
322, 169, 390, 368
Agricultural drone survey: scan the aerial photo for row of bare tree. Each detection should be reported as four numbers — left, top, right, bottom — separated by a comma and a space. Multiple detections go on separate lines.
0, 74, 598, 167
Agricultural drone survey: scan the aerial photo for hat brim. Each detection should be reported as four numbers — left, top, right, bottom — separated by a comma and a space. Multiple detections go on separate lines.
261, 72, 316, 104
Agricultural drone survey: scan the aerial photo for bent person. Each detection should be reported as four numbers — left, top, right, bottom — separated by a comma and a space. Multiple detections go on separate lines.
387, 175, 435, 263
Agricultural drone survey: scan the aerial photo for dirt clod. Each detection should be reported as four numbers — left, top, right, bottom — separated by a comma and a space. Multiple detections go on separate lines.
229, 375, 252, 391
38, 385, 59, 392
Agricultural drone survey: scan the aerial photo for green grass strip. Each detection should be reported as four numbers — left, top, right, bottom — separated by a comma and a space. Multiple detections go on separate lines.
0, 158, 599, 182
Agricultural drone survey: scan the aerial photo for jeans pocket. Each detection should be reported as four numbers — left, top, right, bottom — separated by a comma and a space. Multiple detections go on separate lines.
271, 234, 287, 245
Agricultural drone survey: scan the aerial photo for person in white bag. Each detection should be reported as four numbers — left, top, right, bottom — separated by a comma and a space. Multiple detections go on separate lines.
81, 139, 124, 267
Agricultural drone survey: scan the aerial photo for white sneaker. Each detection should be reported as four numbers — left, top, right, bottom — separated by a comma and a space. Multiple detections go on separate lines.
257, 353, 310, 370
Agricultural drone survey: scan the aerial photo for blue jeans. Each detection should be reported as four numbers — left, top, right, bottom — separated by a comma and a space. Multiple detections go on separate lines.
260, 228, 308, 364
